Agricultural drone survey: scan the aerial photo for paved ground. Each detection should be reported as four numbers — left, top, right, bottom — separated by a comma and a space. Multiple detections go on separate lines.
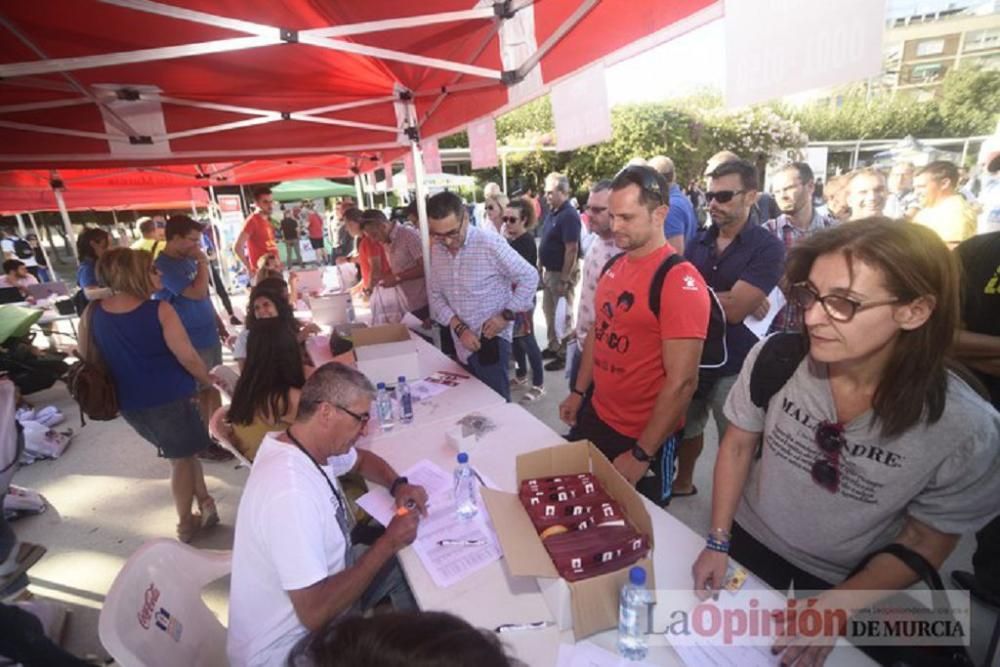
5, 291, 998, 665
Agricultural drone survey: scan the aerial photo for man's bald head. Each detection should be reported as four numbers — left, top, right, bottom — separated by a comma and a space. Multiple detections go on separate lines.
648, 155, 676, 184
704, 150, 740, 178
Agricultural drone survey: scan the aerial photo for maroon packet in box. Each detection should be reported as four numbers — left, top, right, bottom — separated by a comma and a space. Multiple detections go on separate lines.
528, 496, 626, 536
520, 473, 600, 505
543, 525, 650, 582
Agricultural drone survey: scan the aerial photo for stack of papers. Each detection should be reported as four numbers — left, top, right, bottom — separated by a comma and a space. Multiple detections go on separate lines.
357, 460, 502, 588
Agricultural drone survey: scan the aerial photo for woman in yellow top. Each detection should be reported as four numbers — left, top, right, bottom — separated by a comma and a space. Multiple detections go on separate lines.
227, 318, 310, 461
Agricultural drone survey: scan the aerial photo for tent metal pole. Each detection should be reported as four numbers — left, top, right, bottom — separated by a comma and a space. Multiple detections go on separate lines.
354, 175, 364, 207
407, 102, 436, 347
52, 188, 79, 263
208, 185, 231, 292
501, 151, 508, 194
14, 213, 27, 238
27, 213, 58, 282
366, 174, 375, 209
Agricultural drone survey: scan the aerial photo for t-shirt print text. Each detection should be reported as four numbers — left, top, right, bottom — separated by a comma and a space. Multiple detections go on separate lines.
593, 289, 634, 355
769, 397, 906, 505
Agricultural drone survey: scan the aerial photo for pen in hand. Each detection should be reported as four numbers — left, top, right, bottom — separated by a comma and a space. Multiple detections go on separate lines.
437, 539, 486, 547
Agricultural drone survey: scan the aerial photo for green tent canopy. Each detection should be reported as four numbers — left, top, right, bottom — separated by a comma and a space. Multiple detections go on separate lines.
271, 178, 356, 201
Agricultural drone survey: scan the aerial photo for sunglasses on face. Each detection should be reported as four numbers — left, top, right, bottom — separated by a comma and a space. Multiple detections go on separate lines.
615, 165, 667, 206
705, 189, 745, 204
811, 422, 846, 493
485, 204, 495, 211
502, 216, 522, 224
789, 283, 899, 323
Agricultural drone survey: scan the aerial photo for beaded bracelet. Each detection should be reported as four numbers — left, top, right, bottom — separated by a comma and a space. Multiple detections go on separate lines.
706, 535, 731, 553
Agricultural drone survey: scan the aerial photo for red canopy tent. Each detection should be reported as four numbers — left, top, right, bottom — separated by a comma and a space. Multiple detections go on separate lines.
0, 0, 722, 266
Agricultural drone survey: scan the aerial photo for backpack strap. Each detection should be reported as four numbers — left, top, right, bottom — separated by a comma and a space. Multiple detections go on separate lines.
598, 252, 625, 279
748, 332, 808, 410
648, 253, 686, 317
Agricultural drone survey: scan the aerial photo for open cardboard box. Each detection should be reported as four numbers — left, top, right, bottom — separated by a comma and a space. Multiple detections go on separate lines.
481, 441, 655, 640
352, 323, 420, 386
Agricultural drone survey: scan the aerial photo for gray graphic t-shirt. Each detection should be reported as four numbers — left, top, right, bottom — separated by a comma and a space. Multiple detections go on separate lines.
724, 339, 1000, 583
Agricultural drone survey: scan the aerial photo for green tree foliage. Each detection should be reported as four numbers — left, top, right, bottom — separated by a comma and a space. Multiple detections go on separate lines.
788, 84, 943, 140
936, 66, 1000, 136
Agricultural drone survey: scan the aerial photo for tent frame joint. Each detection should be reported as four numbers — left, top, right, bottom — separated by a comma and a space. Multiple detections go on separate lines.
280, 28, 298, 43
493, 1, 516, 20
404, 125, 420, 143
397, 89, 413, 102
501, 69, 522, 86
49, 178, 64, 190
280, 111, 291, 121
128, 135, 153, 145
116, 88, 141, 101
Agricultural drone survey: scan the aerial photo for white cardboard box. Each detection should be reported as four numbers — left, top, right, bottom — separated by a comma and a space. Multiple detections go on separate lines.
353, 324, 420, 387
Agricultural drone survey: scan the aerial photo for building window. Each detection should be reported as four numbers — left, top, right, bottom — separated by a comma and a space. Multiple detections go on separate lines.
915, 38, 945, 56
965, 28, 1000, 52
910, 62, 944, 82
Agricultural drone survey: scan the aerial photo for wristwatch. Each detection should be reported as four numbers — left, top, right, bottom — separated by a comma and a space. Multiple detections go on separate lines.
630, 445, 652, 463
389, 476, 409, 497
501, 309, 515, 321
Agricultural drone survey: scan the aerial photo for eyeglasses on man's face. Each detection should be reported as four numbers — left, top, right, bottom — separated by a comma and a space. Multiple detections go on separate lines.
335, 403, 370, 428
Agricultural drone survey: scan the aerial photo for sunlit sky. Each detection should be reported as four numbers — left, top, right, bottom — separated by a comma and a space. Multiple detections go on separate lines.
603, 0, 981, 106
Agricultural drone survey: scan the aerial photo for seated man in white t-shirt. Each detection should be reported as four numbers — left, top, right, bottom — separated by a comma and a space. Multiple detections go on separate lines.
227, 363, 427, 667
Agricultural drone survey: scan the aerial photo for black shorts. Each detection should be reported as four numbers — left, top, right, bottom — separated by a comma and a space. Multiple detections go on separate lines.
309, 237, 325, 250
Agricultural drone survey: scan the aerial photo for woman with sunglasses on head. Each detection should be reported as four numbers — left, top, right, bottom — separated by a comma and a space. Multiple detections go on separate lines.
483, 193, 509, 235
504, 198, 545, 402
692, 218, 1000, 666
227, 318, 308, 462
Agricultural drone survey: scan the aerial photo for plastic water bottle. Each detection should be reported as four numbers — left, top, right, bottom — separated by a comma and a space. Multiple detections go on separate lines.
453, 452, 479, 520
375, 382, 394, 431
617, 566, 649, 660
397, 376, 414, 424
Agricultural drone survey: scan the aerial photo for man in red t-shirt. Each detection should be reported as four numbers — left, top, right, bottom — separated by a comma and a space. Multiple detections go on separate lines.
303, 200, 328, 265
235, 187, 279, 274
560, 166, 709, 505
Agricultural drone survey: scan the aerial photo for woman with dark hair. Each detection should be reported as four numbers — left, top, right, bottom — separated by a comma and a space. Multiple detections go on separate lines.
84, 248, 219, 543
290, 611, 515, 667
233, 280, 296, 371
692, 218, 1000, 665
227, 319, 307, 461
75, 227, 112, 303
504, 198, 544, 402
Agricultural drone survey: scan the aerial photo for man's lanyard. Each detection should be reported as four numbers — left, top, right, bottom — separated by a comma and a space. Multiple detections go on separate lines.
284, 427, 346, 511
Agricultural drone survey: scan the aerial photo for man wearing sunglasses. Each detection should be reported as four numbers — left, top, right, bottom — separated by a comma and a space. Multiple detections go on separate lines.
673, 159, 785, 497
426, 191, 539, 400
229, 363, 426, 667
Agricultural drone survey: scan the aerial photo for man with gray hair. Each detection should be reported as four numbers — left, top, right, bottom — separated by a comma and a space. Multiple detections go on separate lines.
359, 208, 429, 321
228, 363, 427, 667
649, 155, 698, 254
539, 172, 582, 371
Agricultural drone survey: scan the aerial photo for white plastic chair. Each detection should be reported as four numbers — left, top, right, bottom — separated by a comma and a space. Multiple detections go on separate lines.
99, 539, 232, 667
208, 406, 253, 469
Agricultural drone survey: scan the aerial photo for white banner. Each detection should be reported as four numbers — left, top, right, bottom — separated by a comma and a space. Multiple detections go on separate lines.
725, 0, 886, 108
551, 65, 612, 152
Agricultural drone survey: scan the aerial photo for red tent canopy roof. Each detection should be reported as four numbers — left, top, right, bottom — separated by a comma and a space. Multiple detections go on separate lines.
0, 0, 719, 170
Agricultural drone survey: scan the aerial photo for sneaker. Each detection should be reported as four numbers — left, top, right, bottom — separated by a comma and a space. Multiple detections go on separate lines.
520, 386, 546, 403
544, 358, 565, 371
197, 442, 236, 462
541, 349, 559, 360
510, 375, 528, 388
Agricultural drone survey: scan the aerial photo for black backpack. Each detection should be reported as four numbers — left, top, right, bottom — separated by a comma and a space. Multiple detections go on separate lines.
12, 238, 33, 260
600, 251, 728, 371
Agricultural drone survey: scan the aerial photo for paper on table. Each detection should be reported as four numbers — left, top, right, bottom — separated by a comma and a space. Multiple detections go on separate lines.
555, 641, 657, 667
407, 379, 450, 402
745, 286, 786, 339
355, 459, 503, 588
401, 311, 430, 333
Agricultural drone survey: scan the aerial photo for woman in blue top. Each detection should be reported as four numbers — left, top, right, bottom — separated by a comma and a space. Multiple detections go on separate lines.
75, 227, 111, 302
82, 247, 219, 543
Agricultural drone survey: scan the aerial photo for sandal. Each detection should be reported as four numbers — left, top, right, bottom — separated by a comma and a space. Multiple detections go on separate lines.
199, 496, 220, 530
176, 514, 201, 544
520, 386, 546, 403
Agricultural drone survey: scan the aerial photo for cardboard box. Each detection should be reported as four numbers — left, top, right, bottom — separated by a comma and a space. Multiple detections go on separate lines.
481, 441, 655, 640
352, 323, 420, 386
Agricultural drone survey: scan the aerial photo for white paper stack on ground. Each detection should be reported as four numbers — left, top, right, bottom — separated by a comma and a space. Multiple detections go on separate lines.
356, 460, 502, 588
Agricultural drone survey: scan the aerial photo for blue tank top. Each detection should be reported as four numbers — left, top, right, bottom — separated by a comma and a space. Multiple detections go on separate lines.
90, 300, 196, 411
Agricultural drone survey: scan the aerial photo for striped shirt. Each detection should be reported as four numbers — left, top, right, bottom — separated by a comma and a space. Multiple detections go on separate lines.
383, 223, 427, 311
763, 210, 837, 332
429, 224, 538, 344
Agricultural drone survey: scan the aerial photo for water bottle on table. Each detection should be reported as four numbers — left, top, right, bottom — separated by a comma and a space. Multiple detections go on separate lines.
617, 565, 649, 660
375, 382, 394, 431
453, 452, 479, 520
397, 376, 414, 424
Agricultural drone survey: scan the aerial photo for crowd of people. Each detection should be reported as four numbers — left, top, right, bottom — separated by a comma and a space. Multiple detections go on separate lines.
2, 144, 997, 667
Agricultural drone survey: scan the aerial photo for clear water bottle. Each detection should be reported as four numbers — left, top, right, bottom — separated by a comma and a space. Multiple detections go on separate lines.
375, 382, 394, 431
453, 452, 479, 520
346, 294, 356, 323
397, 376, 414, 424
617, 566, 649, 660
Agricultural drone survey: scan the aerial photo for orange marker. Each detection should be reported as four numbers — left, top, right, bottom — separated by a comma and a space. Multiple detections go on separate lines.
396, 507, 410, 517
